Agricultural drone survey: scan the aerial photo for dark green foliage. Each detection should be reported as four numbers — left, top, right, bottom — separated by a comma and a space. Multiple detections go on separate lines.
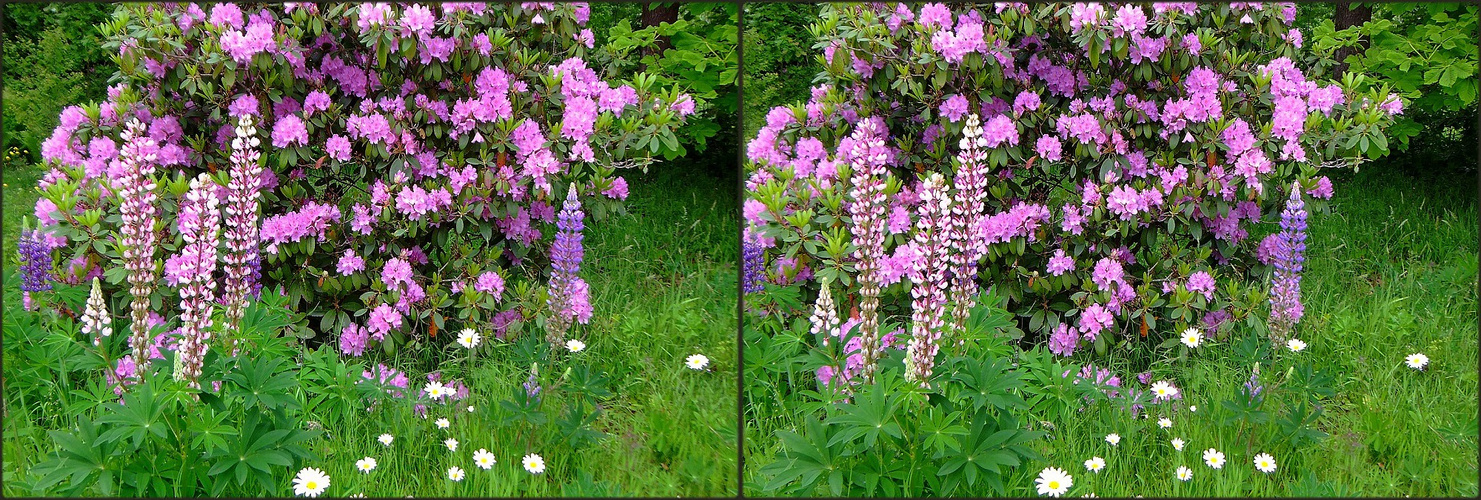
747, 291, 1044, 496
1306, 2, 1479, 172
590, 2, 739, 167
16, 291, 329, 497
1, 3, 115, 162
741, 2, 823, 137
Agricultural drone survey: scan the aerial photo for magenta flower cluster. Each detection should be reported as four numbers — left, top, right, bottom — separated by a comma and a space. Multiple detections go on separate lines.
744, 2, 1397, 373
30, 3, 695, 364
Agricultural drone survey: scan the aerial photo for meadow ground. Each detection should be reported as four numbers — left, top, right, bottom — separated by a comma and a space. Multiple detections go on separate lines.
744, 166, 1479, 497
2, 160, 740, 496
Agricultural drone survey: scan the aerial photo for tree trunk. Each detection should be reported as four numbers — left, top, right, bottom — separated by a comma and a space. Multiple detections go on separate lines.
1332, 3, 1373, 74
640, 2, 679, 56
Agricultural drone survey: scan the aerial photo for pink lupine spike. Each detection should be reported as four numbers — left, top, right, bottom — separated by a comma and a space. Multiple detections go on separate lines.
117, 118, 161, 370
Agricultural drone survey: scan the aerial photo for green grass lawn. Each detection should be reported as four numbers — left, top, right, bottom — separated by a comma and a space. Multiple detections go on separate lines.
743, 166, 1478, 496
2, 162, 739, 496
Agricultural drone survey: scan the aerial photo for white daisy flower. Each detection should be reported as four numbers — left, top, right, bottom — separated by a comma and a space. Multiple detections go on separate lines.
378, 434, 394, 447
1171, 438, 1185, 451
1149, 380, 1179, 400
1034, 466, 1074, 497
1253, 453, 1277, 473
1405, 353, 1429, 370
1286, 339, 1306, 352
1176, 465, 1193, 482
1189, 405, 1197, 412
292, 467, 331, 497
447, 466, 465, 482
457, 328, 481, 349
566, 339, 586, 352
424, 381, 448, 400
522, 454, 546, 475
1105, 433, 1121, 446
1180, 328, 1202, 348
444, 438, 459, 452
685, 354, 709, 370
1158, 417, 1172, 429
355, 457, 377, 474
473, 449, 497, 470
436, 418, 450, 429
1202, 448, 1225, 469
1084, 456, 1105, 473
467, 405, 476, 413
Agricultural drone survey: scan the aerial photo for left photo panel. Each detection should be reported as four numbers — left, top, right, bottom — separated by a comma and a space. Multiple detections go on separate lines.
1, 2, 738, 497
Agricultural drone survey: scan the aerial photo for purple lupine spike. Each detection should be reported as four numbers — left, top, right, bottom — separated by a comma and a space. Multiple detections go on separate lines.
948, 114, 990, 344
523, 363, 542, 403
741, 236, 765, 294
117, 118, 161, 369
222, 114, 263, 353
905, 172, 953, 386
846, 118, 891, 383
1268, 182, 1306, 342
82, 277, 112, 347
17, 229, 53, 295
546, 184, 585, 344
174, 173, 222, 389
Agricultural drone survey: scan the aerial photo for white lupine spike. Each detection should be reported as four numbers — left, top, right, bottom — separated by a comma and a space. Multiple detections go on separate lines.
82, 277, 112, 346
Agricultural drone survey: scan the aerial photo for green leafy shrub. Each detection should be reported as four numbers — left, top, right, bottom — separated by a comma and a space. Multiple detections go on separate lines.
1308, 3, 1478, 171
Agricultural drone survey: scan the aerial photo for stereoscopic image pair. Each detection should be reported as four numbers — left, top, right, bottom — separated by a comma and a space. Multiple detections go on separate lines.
3, 2, 1475, 498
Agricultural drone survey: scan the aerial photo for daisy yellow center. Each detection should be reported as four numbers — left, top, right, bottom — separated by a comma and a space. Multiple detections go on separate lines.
306, 481, 318, 489
1048, 480, 1060, 489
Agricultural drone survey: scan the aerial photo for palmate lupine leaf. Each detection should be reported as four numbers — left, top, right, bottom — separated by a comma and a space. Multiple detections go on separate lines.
918, 406, 969, 456
824, 379, 902, 449
186, 408, 236, 456
224, 356, 299, 411
95, 383, 167, 450
32, 417, 115, 495
938, 412, 1042, 496
950, 355, 1027, 412
761, 418, 841, 494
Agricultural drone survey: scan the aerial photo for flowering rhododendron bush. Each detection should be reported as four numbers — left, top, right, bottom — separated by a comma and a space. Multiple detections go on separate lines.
30, 2, 695, 355
743, 1, 1402, 381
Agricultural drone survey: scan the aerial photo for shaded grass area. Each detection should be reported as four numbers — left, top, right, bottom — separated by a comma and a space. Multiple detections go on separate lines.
1, 163, 739, 496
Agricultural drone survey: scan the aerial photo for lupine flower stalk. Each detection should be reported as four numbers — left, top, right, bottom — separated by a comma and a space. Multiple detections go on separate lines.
17, 227, 53, 311
846, 118, 891, 383
117, 118, 161, 367
808, 277, 840, 346
947, 114, 989, 344
546, 185, 585, 344
221, 114, 263, 352
82, 277, 112, 346
174, 174, 222, 389
523, 363, 542, 404
741, 236, 765, 294
905, 172, 954, 386
1268, 182, 1306, 342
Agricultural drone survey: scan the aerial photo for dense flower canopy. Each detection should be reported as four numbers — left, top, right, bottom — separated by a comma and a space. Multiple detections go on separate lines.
744, 2, 1399, 378
31, 2, 693, 351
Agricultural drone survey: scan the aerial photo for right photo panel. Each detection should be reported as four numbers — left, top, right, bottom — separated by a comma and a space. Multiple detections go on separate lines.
742, 2, 1478, 498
